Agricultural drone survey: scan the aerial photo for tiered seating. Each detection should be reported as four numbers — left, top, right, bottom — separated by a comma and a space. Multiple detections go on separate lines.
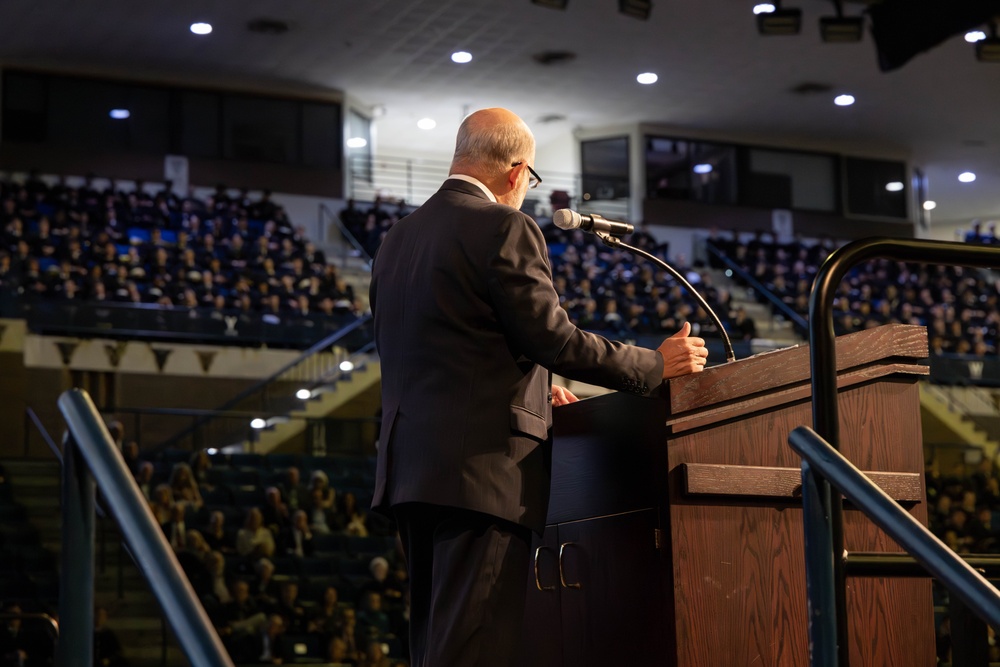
143, 449, 401, 665
0, 175, 362, 346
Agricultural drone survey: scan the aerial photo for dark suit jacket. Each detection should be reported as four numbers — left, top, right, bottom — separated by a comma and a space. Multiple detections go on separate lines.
370, 179, 663, 531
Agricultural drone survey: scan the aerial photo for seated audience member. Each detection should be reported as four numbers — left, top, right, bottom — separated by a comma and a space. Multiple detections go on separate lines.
282, 509, 315, 558
278, 467, 308, 513
218, 580, 268, 661
327, 636, 357, 666
204, 510, 235, 554
307, 487, 337, 535
261, 486, 290, 534
308, 470, 337, 510
134, 461, 155, 500
309, 586, 346, 638
1, 602, 54, 667
188, 449, 214, 489
94, 605, 129, 667
169, 462, 204, 510
236, 507, 276, 560
163, 503, 189, 550
270, 581, 307, 634
150, 483, 175, 526
358, 557, 404, 603
355, 591, 391, 646
338, 492, 369, 537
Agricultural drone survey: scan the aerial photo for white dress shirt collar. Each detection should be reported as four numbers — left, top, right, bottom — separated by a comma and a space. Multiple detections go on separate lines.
448, 174, 497, 203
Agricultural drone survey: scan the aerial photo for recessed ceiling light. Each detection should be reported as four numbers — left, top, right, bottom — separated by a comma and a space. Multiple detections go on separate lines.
340, 360, 355, 373
451, 51, 473, 64
966, 30, 987, 43
417, 118, 437, 130
922, 200, 937, 211
693, 163, 713, 174
834, 94, 855, 106
250, 417, 266, 429
885, 181, 904, 192
295, 388, 312, 400
636, 72, 658, 84
754, 3, 776, 14
346, 137, 368, 148
959, 171, 977, 183
109, 109, 130, 120
190, 22, 213, 35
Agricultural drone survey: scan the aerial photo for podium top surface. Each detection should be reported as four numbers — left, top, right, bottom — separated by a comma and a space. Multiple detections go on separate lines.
666, 323, 929, 417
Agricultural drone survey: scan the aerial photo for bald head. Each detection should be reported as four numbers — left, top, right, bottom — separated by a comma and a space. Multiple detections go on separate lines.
451, 108, 536, 208
451, 108, 535, 179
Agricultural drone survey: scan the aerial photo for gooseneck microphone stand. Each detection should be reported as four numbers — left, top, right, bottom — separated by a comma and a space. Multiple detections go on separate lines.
594, 230, 736, 363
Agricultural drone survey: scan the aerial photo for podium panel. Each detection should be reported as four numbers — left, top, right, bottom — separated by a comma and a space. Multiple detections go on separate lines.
522, 324, 935, 667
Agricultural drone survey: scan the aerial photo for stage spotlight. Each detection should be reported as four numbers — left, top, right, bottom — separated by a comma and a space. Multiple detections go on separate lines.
820, 0, 863, 42
757, 2, 801, 35
531, 0, 568, 8
820, 16, 864, 42
975, 22, 1000, 62
619, 0, 652, 21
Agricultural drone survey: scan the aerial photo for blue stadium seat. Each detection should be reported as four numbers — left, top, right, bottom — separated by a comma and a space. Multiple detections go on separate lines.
127, 228, 151, 244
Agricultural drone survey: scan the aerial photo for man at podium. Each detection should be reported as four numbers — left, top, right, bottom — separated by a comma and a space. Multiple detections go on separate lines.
369, 107, 708, 667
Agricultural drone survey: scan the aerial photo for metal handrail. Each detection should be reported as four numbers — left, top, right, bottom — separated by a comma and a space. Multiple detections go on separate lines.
57, 388, 233, 667
154, 313, 372, 453
24, 406, 62, 461
805, 237, 1000, 667
790, 425, 1000, 628
704, 239, 809, 335
320, 202, 373, 266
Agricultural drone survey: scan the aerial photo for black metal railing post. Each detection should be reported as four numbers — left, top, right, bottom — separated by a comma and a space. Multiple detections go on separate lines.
807, 237, 1000, 667
57, 435, 94, 667
58, 388, 233, 667
789, 426, 1000, 629
949, 594, 989, 667
801, 460, 838, 667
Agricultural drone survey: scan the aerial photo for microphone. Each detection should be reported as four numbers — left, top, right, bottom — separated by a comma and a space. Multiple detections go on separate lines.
553, 209, 634, 237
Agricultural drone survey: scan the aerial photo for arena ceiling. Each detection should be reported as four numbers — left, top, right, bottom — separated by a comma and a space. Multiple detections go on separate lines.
0, 0, 998, 227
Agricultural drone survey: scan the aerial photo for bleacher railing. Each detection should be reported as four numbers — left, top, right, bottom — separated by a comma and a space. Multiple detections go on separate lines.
798, 237, 1000, 667
57, 388, 233, 667
346, 154, 632, 222
154, 315, 374, 454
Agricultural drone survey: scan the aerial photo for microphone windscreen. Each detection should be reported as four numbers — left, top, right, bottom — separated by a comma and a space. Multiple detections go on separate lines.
553, 209, 580, 230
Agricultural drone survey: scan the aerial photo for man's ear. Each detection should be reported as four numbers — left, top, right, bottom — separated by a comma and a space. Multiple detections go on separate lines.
506, 163, 524, 192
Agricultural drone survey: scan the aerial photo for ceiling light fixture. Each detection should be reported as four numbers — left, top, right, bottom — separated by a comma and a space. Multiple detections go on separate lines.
693, 164, 714, 174
958, 172, 977, 183
757, 1, 801, 35
834, 94, 855, 106
966, 30, 987, 43
619, 0, 652, 20
250, 418, 266, 429
885, 181, 904, 192
417, 118, 436, 130
340, 360, 355, 373
190, 22, 213, 35
636, 72, 658, 84
922, 201, 937, 211
109, 109, 130, 120
753, 3, 776, 15
819, 0, 863, 43
295, 388, 312, 400
451, 51, 473, 64
346, 137, 368, 148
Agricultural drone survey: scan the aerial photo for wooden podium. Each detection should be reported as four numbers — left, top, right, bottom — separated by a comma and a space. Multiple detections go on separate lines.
520, 324, 935, 666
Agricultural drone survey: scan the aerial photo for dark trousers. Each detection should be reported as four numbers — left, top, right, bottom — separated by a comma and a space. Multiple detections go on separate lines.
393, 502, 532, 667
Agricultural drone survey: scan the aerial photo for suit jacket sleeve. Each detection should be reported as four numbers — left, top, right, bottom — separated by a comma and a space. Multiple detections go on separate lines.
485, 211, 664, 396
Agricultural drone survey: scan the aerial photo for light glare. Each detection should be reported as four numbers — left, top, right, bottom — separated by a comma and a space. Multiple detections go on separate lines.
923, 200, 937, 211
340, 360, 355, 373
296, 388, 312, 400
346, 137, 368, 148
417, 118, 437, 130
693, 163, 713, 174
753, 3, 776, 14
885, 181, 904, 192
966, 30, 987, 43
190, 22, 213, 35
834, 94, 855, 106
109, 109, 130, 120
451, 51, 473, 64
959, 172, 977, 183
636, 72, 658, 85
250, 418, 266, 429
